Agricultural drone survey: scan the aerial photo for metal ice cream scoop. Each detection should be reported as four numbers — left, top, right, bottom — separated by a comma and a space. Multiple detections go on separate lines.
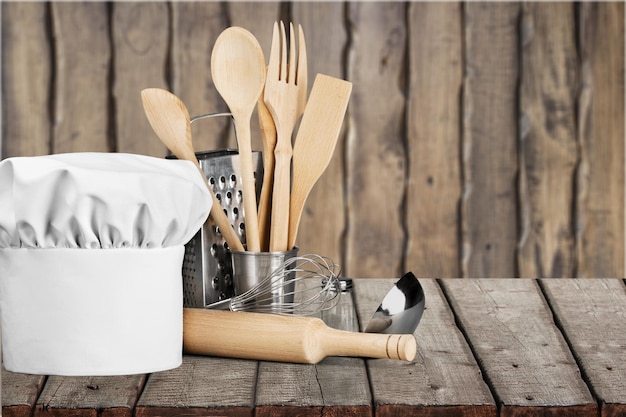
364, 272, 425, 334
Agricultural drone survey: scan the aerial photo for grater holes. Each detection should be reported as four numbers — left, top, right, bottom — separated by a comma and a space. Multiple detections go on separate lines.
189, 150, 262, 307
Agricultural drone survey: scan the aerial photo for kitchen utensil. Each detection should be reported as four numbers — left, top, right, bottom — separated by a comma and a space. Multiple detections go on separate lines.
183, 308, 416, 364
288, 74, 352, 249
364, 272, 425, 334
211, 27, 266, 252
230, 246, 299, 300
141, 88, 244, 252
257, 88, 276, 251
264, 21, 308, 251
181, 149, 263, 308
206, 253, 340, 315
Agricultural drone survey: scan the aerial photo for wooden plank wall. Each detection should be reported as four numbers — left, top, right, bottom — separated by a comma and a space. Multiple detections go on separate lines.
1, 2, 623, 278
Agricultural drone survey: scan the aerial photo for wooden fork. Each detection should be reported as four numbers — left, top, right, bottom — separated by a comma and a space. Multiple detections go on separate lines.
264, 21, 308, 251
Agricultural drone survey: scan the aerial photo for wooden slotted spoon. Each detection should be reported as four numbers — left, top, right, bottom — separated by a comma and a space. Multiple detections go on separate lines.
288, 74, 352, 250
211, 27, 266, 252
141, 88, 244, 252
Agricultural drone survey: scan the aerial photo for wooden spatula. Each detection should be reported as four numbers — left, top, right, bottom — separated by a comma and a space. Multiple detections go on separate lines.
288, 74, 352, 250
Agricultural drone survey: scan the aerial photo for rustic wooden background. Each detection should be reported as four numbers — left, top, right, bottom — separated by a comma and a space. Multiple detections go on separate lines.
1, 2, 624, 278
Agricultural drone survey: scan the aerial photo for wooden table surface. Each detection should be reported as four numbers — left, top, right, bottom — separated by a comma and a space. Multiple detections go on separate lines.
2, 278, 626, 417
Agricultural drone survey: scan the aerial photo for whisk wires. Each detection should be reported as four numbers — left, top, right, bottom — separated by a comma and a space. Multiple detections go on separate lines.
229, 254, 341, 315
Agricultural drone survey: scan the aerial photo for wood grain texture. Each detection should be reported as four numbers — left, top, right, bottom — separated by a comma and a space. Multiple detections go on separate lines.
291, 2, 348, 264
255, 283, 371, 417
112, 2, 169, 157
345, 2, 407, 278
576, 2, 625, 278
170, 2, 230, 153
405, 2, 463, 278
353, 278, 496, 417
255, 359, 371, 417
461, 3, 520, 278
441, 279, 596, 416
1, 2, 51, 158
540, 279, 626, 417
35, 375, 145, 417
518, 3, 578, 278
1, 3, 625, 280
135, 355, 256, 417
51, 2, 111, 153
0, 370, 45, 417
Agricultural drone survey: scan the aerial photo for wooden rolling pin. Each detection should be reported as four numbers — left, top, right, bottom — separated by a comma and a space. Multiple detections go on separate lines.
183, 308, 417, 364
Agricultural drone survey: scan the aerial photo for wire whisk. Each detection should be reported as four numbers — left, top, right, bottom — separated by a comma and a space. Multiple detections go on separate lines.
206, 254, 341, 315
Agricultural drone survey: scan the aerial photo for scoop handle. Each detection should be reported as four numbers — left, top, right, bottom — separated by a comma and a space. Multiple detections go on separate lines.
183, 308, 416, 364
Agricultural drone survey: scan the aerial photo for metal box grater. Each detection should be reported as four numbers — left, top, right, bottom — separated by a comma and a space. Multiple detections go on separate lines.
182, 149, 263, 308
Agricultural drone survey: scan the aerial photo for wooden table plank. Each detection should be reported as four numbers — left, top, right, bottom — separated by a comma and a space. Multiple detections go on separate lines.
1, 369, 45, 417
405, 2, 463, 278
540, 279, 626, 417
0, 2, 52, 158
170, 2, 230, 152
441, 279, 597, 417
576, 2, 625, 278
344, 2, 407, 278
34, 375, 145, 417
517, 2, 578, 278
112, 2, 169, 157
135, 355, 256, 417
51, 2, 111, 153
461, 2, 520, 277
353, 278, 496, 417
254, 288, 371, 417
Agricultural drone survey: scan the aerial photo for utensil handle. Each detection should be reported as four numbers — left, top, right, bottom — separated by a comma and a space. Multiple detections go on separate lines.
319, 328, 416, 362
183, 308, 416, 364
257, 96, 276, 252
269, 130, 292, 251
235, 121, 261, 252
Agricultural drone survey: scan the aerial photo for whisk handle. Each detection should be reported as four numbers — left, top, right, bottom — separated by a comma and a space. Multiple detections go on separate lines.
183, 308, 416, 364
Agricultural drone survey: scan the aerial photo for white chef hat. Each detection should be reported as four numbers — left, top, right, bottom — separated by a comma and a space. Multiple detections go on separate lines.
0, 152, 212, 375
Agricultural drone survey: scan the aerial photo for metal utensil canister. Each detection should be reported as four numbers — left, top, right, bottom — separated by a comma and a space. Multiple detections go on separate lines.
182, 149, 263, 308
230, 247, 299, 307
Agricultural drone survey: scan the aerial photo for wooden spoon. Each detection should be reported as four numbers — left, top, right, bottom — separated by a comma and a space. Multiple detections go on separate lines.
288, 74, 352, 249
211, 27, 266, 252
141, 88, 244, 252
